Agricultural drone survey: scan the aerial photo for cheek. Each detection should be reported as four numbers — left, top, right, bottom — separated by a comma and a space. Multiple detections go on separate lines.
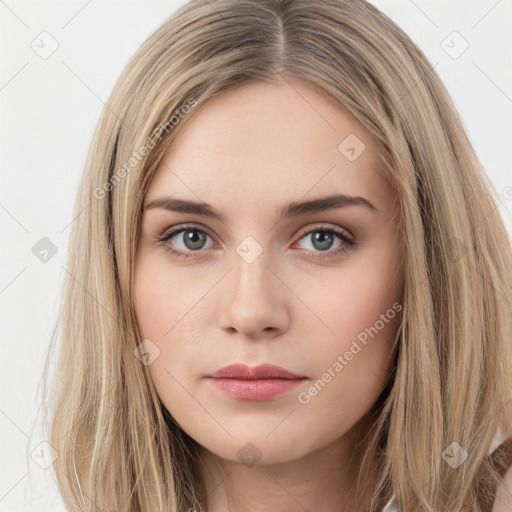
301, 244, 402, 392
296, 280, 400, 434
133, 253, 203, 338
134, 252, 160, 324
132, 254, 211, 392
309, 246, 402, 340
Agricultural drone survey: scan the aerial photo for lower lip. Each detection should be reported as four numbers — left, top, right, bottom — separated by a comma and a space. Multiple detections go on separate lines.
207, 377, 307, 400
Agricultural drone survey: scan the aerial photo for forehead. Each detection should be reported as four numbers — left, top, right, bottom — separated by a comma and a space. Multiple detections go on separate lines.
145, 81, 394, 215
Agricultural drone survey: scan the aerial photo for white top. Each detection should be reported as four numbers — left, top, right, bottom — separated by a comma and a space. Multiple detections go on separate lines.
381, 429, 508, 512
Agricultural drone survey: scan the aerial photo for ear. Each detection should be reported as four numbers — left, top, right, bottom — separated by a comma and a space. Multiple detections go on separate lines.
492, 463, 512, 512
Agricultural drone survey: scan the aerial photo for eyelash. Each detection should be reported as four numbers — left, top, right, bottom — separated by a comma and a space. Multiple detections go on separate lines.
157, 224, 357, 261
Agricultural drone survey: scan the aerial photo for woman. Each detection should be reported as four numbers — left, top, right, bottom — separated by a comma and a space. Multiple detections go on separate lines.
42, 0, 512, 510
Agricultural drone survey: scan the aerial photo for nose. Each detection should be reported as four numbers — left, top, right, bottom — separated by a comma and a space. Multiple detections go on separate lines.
217, 251, 290, 339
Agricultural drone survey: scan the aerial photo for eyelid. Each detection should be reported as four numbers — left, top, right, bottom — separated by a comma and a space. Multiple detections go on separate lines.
159, 222, 214, 240
294, 223, 354, 242
158, 222, 357, 259
159, 222, 353, 242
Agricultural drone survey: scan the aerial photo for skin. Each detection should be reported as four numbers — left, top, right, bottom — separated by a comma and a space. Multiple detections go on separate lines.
133, 80, 404, 511
493, 464, 512, 512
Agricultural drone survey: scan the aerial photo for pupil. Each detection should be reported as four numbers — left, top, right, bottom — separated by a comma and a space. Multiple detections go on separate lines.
313, 231, 333, 251
184, 230, 205, 250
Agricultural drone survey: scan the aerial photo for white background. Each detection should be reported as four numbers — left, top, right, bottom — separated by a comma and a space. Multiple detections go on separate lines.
1, 1, 511, 510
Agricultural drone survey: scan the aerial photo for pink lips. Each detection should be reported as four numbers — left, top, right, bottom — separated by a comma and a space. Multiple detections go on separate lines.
206, 363, 307, 401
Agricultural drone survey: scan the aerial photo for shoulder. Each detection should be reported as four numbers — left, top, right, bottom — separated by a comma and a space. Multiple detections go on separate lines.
492, 462, 512, 512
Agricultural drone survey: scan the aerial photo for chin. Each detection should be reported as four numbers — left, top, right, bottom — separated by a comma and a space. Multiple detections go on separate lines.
197, 433, 311, 467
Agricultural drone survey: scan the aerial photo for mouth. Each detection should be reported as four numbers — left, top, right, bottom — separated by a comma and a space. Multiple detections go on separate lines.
205, 362, 308, 400
206, 376, 308, 401
207, 362, 306, 380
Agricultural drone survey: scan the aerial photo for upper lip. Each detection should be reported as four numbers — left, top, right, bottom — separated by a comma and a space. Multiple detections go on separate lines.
207, 363, 306, 380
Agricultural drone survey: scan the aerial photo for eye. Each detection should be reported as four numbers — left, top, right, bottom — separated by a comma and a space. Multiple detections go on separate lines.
158, 224, 357, 260
158, 226, 214, 260
294, 225, 356, 259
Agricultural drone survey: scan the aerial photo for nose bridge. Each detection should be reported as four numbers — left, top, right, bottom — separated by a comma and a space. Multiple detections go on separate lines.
217, 237, 289, 336
230, 239, 274, 303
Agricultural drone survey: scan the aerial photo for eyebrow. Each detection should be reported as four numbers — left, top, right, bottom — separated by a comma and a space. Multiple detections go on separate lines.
144, 193, 377, 221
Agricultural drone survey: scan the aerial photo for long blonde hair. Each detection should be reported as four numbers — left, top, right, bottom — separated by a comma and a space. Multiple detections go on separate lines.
41, 0, 512, 510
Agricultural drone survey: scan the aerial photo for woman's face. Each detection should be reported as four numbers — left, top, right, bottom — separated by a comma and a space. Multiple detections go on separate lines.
133, 80, 404, 466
